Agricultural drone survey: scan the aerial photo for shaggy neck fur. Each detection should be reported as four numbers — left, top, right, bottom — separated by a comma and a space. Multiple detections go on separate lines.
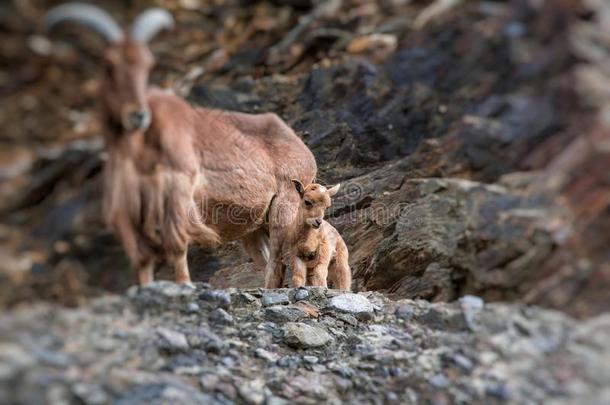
291, 209, 323, 259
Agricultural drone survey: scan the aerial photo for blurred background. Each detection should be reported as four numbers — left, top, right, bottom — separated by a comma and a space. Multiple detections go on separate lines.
0, 0, 608, 318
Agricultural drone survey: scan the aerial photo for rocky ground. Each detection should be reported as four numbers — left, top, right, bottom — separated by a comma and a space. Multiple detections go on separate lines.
1, 282, 609, 404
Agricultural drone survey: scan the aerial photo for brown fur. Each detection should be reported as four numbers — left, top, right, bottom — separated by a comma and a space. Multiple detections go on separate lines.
96, 39, 316, 285
287, 181, 351, 290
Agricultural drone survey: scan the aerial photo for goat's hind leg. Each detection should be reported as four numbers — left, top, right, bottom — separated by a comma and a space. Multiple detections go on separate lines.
265, 236, 286, 288
241, 228, 270, 271
264, 191, 297, 289
330, 245, 351, 291
172, 250, 192, 285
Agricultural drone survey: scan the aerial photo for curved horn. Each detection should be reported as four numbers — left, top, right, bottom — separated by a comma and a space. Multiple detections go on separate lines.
130, 8, 174, 43
45, 3, 123, 43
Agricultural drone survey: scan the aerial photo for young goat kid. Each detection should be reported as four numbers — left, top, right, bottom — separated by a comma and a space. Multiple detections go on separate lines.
289, 181, 351, 290
46, 3, 316, 287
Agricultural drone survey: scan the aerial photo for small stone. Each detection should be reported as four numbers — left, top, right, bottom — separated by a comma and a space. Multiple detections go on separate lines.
266, 395, 289, 405
209, 308, 234, 325
157, 328, 189, 351
395, 305, 414, 320
117, 382, 214, 404
310, 364, 327, 373
241, 292, 257, 301
216, 382, 237, 400
72, 383, 108, 405
460, 295, 484, 330
188, 329, 225, 353
234, 292, 258, 305
479, 351, 499, 366
330, 311, 358, 326
328, 294, 374, 316
302, 355, 319, 364
387, 392, 399, 402
222, 356, 236, 367
255, 348, 278, 362
277, 355, 300, 368
459, 295, 484, 310
293, 288, 309, 301
186, 302, 201, 313
282, 322, 333, 349
28, 35, 53, 56
237, 379, 266, 405
262, 292, 290, 307
129, 281, 195, 303
334, 377, 353, 392
328, 362, 354, 378
0, 344, 35, 380
33, 349, 71, 367
265, 305, 308, 322
164, 357, 206, 375
453, 354, 474, 372
199, 290, 231, 309
429, 374, 450, 389
486, 382, 511, 400
418, 307, 466, 331
258, 321, 281, 336
200, 374, 219, 391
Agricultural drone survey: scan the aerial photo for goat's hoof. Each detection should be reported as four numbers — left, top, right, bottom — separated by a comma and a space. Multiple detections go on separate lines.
177, 280, 195, 289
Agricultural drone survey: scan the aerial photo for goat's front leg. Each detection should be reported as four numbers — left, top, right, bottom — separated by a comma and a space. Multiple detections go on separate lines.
172, 250, 192, 285
309, 251, 331, 288
309, 264, 329, 288
291, 257, 307, 288
138, 259, 155, 285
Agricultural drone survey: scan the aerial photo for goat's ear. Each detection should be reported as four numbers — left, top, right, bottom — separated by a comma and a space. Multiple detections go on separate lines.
292, 179, 305, 198
327, 183, 341, 197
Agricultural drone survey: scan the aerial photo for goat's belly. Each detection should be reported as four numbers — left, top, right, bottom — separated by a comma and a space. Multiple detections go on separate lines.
197, 199, 269, 242
193, 167, 275, 242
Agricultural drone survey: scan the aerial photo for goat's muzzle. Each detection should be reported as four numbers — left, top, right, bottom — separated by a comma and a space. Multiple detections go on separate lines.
125, 109, 151, 131
311, 218, 322, 229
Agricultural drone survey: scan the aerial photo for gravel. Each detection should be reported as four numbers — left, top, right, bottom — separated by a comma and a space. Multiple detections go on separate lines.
0, 282, 608, 404
261, 292, 290, 307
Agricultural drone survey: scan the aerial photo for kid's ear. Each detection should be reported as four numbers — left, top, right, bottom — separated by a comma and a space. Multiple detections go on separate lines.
292, 179, 305, 198
327, 183, 340, 197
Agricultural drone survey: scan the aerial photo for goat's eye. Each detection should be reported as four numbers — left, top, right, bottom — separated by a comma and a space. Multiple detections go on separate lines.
304, 200, 313, 208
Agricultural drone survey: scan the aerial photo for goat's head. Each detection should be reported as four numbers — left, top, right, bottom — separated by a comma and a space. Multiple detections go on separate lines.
292, 180, 340, 229
45, 3, 174, 132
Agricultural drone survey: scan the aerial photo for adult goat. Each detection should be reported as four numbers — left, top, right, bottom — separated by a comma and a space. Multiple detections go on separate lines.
46, 3, 316, 287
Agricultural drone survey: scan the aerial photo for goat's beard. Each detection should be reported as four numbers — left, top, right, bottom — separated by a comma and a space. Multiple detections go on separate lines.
102, 148, 221, 266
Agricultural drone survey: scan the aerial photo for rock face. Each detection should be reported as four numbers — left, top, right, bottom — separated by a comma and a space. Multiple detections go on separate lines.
0, 282, 608, 404
338, 177, 564, 302
0, 0, 608, 320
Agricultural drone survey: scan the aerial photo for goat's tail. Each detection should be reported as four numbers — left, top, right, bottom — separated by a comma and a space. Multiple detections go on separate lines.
188, 220, 222, 248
